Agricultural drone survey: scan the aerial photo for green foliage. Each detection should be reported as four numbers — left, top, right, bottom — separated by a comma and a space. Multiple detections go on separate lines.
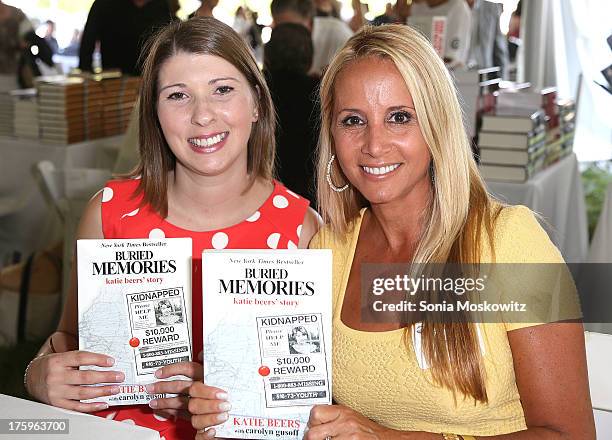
581, 161, 612, 239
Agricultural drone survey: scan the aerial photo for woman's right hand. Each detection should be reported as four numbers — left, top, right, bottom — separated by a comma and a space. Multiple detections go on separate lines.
188, 381, 231, 439
25, 350, 125, 412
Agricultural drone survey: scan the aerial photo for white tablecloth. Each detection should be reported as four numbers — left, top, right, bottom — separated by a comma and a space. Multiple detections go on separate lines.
585, 332, 612, 438
0, 394, 160, 439
0, 136, 121, 259
486, 153, 589, 263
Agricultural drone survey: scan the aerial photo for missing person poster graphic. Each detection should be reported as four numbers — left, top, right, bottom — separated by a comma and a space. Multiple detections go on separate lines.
77, 238, 192, 406
202, 250, 333, 440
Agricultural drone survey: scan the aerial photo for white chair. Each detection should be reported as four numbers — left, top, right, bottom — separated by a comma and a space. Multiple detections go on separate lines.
32, 161, 111, 303
585, 331, 612, 438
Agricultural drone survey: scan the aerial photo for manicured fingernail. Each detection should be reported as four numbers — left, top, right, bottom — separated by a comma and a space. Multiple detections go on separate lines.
216, 392, 228, 400
205, 428, 216, 438
154, 369, 163, 378
97, 403, 109, 410
149, 400, 158, 409
145, 384, 155, 393
106, 357, 115, 366
217, 412, 229, 422
115, 372, 125, 381
218, 402, 231, 411
110, 386, 120, 394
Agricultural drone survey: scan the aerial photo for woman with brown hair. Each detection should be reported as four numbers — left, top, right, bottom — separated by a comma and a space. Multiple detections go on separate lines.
23, 17, 319, 439
304, 24, 594, 440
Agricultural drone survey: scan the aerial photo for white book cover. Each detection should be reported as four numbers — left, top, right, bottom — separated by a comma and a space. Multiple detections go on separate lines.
77, 238, 192, 406
202, 249, 333, 440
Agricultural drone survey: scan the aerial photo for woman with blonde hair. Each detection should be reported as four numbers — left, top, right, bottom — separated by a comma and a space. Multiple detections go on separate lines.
303, 24, 594, 439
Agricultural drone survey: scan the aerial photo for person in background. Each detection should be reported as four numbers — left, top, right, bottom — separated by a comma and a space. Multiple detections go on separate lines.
271, 0, 352, 77
78, 0, 176, 75
348, 0, 368, 32
43, 20, 59, 54
507, 0, 521, 63
465, 0, 509, 79
60, 29, 81, 56
24, 17, 319, 440
411, 0, 472, 68
314, 0, 341, 18
188, 0, 218, 19
264, 23, 319, 203
0, 0, 32, 87
371, 2, 396, 26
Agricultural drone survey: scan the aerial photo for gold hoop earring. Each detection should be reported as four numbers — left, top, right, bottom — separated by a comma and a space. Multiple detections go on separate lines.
326, 155, 349, 193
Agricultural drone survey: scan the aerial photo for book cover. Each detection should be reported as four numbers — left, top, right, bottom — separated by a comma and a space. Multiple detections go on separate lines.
480, 108, 545, 133
77, 238, 193, 406
202, 250, 333, 440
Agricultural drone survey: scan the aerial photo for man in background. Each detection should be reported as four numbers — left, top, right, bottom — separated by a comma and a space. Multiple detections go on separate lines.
410, 0, 472, 67
271, 0, 352, 77
466, 0, 509, 79
78, 0, 175, 75
43, 20, 59, 54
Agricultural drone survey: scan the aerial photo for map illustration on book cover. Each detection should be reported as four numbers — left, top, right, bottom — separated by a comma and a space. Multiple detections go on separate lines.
77, 238, 192, 406
202, 249, 333, 439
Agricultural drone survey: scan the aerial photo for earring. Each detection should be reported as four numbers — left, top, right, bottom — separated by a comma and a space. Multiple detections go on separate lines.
429, 161, 435, 185
326, 155, 349, 192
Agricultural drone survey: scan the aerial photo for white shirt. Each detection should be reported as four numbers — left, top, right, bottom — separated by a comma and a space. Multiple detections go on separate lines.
410, 0, 472, 67
311, 16, 353, 76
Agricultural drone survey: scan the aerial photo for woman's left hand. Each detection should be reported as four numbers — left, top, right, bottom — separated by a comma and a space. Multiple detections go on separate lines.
305, 404, 395, 440
146, 352, 204, 420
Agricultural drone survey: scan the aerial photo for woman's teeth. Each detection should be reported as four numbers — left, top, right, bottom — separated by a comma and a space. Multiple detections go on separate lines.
189, 132, 227, 147
362, 164, 400, 175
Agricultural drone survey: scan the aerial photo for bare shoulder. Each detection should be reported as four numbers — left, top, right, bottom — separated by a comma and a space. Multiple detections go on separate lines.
298, 207, 323, 249
77, 190, 105, 239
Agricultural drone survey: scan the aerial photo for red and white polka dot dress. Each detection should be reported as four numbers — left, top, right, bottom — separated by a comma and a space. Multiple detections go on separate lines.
94, 178, 310, 439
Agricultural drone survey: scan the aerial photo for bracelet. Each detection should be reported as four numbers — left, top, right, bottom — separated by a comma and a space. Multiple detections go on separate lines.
23, 356, 39, 395
442, 434, 476, 440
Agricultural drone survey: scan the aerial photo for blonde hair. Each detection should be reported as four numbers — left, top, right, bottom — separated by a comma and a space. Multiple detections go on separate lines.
316, 24, 502, 403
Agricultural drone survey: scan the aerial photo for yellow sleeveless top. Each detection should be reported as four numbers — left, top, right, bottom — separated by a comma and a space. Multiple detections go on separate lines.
308, 205, 580, 436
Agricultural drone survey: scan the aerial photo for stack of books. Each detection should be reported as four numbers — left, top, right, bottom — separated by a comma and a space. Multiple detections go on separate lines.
83, 78, 105, 140
36, 76, 87, 144
545, 99, 576, 166
99, 75, 140, 137
0, 92, 13, 136
477, 107, 547, 182
10, 88, 38, 139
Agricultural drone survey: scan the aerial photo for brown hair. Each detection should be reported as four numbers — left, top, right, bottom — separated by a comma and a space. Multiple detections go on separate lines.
130, 17, 276, 217
317, 25, 503, 403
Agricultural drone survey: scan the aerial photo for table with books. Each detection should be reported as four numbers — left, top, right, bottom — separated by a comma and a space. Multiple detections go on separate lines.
485, 152, 589, 263
477, 86, 586, 263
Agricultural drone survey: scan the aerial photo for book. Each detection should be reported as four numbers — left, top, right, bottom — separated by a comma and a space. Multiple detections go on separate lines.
77, 238, 193, 406
202, 250, 332, 440
480, 107, 545, 133
479, 143, 546, 166
479, 156, 545, 182
478, 128, 545, 150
